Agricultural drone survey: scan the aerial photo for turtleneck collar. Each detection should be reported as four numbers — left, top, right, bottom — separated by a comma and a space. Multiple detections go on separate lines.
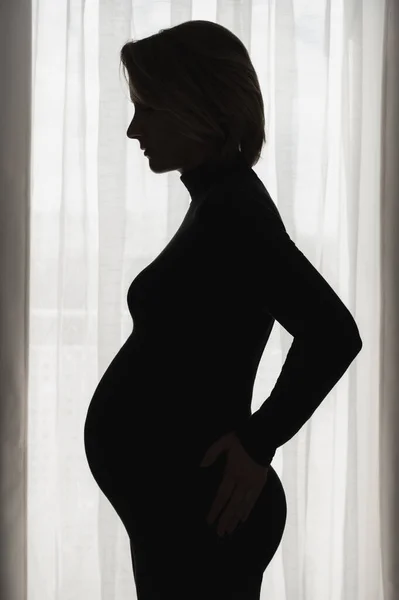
179, 150, 252, 204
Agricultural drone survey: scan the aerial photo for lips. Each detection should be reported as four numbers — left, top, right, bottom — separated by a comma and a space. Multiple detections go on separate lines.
139, 143, 150, 156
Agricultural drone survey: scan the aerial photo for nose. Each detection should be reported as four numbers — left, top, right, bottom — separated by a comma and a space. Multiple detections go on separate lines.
126, 114, 148, 153
126, 121, 137, 140
127, 128, 146, 150
126, 128, 147, 154
126, 113, 141, 140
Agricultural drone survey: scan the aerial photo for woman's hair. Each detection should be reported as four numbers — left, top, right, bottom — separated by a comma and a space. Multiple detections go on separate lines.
119, 20, 266, 167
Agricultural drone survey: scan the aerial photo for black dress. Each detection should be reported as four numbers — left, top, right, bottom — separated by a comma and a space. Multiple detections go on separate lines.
83, 151, 362, 599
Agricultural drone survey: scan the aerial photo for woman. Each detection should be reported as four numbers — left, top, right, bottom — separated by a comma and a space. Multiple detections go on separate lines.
84, 20, 362, 600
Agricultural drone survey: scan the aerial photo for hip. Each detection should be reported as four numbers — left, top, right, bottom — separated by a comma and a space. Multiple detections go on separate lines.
130, 453, 287, 576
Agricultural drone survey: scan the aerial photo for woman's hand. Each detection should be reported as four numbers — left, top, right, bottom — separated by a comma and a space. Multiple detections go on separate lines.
199, 430, 269, 537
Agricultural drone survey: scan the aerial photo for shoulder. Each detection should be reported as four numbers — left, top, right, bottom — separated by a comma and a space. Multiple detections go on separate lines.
196, 172, 287, 237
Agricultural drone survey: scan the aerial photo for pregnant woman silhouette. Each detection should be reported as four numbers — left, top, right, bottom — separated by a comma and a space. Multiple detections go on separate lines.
84, 22, 362, 600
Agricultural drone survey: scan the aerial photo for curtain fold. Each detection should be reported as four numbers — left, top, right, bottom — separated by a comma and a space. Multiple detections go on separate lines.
0, 0, 32, 599
379, 1, 399, 599
0, 0, 397, 599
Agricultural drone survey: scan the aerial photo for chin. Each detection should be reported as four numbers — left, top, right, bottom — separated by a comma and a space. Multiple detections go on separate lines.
147, 156, 182, 175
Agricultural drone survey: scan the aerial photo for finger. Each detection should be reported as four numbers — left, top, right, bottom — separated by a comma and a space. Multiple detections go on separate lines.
207, 477, 236, 525
217, 489, 247, 534
225, 513, 243, 535
241, 503, 252, 523
218, 513, 242, 536
241, 490, 259, 523
218, 509, 242, 536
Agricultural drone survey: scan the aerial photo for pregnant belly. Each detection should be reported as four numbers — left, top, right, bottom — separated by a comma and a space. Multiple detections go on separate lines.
83, 333, 253, 521
84, 383, 249, 530
84, 383, 232, 484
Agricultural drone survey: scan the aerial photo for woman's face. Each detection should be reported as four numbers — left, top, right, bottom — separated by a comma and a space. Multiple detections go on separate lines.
126, 102, 219, 175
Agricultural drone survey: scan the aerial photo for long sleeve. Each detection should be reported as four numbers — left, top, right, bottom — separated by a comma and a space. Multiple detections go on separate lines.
198, 190, 363, 467
234, 332, 362, 467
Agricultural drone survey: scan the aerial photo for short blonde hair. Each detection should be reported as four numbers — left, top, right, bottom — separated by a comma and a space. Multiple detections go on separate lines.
119, 20, 266, 167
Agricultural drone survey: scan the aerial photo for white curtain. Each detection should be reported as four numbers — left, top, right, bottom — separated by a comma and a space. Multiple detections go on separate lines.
2, 0, 399, 599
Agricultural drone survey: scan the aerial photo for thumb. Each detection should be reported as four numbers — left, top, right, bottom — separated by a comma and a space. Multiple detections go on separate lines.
200, 451, 216, 467
200, 435, 230, 467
